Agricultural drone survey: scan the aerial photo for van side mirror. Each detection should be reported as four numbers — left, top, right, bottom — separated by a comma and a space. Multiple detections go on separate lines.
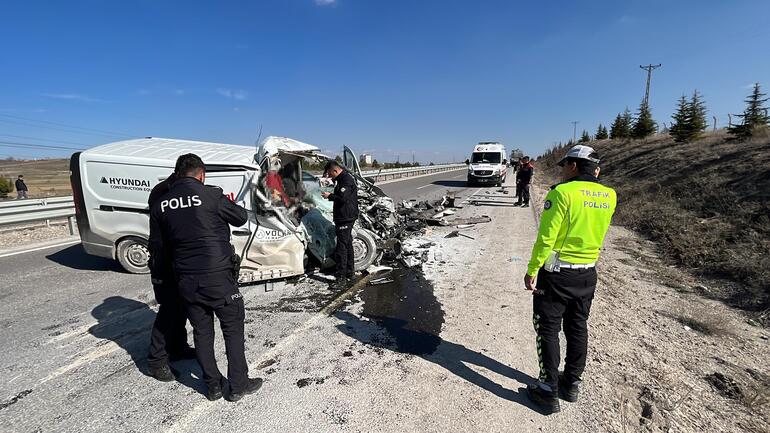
464, 159, 470, 165
364, 176, 376, 185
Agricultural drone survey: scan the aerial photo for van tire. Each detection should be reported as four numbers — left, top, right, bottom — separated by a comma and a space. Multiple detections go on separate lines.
352, 229, 379, 271
116, 237, 151, 274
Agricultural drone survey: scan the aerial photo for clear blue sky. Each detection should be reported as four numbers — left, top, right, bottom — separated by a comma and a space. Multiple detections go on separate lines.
1, 0, 768, 162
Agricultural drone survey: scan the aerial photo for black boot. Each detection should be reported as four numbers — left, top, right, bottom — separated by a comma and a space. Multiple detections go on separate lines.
558, 373, 580, 402
527, 382, 560, 414
148, 364, 175, 382
330, 276, 348, 291
227, 378, 264, 402
206, 377, 225, 401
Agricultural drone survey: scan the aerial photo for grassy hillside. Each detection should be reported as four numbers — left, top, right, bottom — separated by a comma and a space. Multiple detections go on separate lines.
538, 130, 770, 316
0, 158, 72, 198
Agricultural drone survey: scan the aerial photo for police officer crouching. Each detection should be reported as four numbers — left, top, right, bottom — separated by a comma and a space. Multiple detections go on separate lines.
149, 153, 262, 401
146, 159, 196, 382
523, 145, 616, 414
321, 160, 359, 290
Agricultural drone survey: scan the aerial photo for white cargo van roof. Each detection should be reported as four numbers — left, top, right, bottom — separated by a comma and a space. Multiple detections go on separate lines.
82, 137, 257, 167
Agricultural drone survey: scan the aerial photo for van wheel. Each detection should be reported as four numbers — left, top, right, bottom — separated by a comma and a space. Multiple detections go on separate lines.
352, 229, 379, 271
116, 237, 150, 274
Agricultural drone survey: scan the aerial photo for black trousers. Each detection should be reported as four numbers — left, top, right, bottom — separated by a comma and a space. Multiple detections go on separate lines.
516, 183, 530, 204
178, 271, 249, 393
147, 297, 189, 369
532, 267, 596, 388
333, 223, 355, 278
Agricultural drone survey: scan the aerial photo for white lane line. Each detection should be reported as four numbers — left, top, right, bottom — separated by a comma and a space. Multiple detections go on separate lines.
0, 239, 80, 258
451, 174, 464, 179
415, 184, 434, 190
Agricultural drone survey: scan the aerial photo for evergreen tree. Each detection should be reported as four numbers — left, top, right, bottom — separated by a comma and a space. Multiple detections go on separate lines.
609, 114, 624, 139
579, 130, 591, 143
730, 83, 770, 139
632, 100, 657, 139
610, 108, 633, 139
595, 123, 609, 140
669, 95, 690, 142
688, 90, 708, 139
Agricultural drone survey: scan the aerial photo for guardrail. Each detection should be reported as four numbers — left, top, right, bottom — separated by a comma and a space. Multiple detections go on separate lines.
0, 196, 77, 234
361, 163, 466, 182
0, 164, 468, 233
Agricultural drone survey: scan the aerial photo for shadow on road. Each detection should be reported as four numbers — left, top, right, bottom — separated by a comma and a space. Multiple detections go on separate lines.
47, 244, 124, 272
89, 296, 206, 397
431, 180, 468, 188
334, 311, 539, 411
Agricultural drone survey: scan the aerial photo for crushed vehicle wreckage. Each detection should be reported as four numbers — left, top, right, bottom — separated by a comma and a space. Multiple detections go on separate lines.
243, 137, 492, 283
70, 135, 492, 283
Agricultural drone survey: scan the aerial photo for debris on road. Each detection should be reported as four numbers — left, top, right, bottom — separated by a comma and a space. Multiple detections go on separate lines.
369, 277, 395, 286
445, 230, 474, 240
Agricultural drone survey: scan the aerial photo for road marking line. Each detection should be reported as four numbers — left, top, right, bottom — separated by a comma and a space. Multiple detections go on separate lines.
0, 239, 80, 258
415, 184, 434, 190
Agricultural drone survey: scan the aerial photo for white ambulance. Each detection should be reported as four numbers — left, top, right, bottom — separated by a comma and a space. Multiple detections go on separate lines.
69, 136, 398, 282
465, 142, 508, 186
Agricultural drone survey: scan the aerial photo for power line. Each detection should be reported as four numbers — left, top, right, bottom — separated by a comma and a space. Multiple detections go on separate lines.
639, 64, 662, 106
0, 118, 126, 140
0, 113, 137, 138
0, 140, 85, 151
0, 133, 88, 146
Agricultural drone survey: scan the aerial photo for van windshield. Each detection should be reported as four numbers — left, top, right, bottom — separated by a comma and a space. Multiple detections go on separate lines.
471, 152, 501, 163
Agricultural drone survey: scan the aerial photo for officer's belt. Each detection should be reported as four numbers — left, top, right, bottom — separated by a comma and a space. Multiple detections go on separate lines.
557, 260, 595, 269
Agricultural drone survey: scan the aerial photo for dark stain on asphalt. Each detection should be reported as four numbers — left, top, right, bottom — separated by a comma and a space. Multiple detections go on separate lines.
296, 377, 326, 388
358, 265, 445, 355
0, 389, 32, 410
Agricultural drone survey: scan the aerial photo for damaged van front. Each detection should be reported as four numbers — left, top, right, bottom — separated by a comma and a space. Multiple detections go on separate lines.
236, 137, 400, 283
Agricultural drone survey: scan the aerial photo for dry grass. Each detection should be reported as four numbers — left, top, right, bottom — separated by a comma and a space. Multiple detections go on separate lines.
0, 158, 71, 199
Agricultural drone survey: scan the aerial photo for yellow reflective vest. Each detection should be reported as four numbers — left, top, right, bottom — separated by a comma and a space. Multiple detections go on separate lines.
526, 175, 617, 276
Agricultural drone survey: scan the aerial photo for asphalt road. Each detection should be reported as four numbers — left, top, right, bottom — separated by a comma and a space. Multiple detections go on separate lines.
378, 168, 471, 203
0, 167, 553, 433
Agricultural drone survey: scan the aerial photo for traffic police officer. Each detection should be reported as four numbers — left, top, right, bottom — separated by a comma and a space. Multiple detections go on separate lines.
146, 160, 196, 382
523, 145, 616, 414
149, 153, 262, 402
321, 160, 359, 290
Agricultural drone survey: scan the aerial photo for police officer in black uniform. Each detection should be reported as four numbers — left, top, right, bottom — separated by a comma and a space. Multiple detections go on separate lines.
149, 154, 262, 402
146, 159, 196, 382
321, 160, 359, 290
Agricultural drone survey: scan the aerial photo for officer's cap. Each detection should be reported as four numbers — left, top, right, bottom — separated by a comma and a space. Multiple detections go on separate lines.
558, 145, 600, 166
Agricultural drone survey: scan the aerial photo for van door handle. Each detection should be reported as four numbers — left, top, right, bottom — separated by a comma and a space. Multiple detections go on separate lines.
232, 229, 251, 236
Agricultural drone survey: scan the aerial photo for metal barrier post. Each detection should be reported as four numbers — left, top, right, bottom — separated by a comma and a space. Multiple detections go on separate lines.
67, 216, 75, 235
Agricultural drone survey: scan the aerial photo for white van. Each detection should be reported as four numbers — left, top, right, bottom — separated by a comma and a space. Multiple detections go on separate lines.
465, 142, 508, 186
69, 136, 399, 283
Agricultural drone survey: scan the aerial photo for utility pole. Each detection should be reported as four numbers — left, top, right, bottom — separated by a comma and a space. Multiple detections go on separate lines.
639, 64, 662, 106
412, 151, 415, 164
571, 121, 579, 143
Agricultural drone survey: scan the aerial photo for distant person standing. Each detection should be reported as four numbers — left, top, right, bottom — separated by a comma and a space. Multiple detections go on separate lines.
321, 160, 359, 290
523, 145, 616, 414
514, 156, 533, 207
15, 175, 28, 199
